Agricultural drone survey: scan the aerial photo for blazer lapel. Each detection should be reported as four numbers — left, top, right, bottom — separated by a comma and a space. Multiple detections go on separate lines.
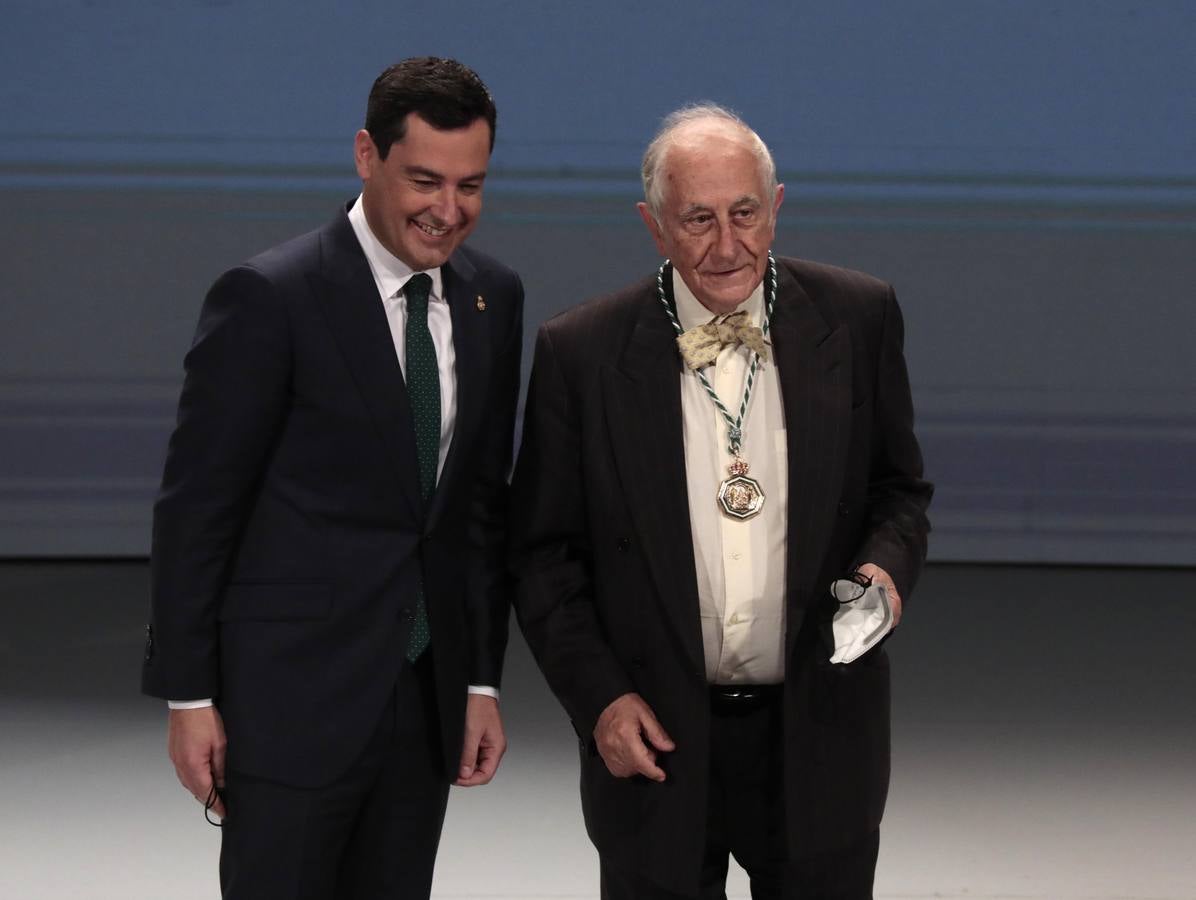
312, 209, 423, 522
426, 249, 488, 529
601, 288, 706, 677
770, 263, 852, 644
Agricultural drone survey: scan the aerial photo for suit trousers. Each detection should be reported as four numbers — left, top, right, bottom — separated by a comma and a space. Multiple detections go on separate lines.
600, 693, 879, 900
218, 654, 449, 900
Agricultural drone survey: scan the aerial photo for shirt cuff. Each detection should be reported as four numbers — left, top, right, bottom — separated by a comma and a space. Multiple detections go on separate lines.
468, 684, 499, 700
168, 698, 214, 710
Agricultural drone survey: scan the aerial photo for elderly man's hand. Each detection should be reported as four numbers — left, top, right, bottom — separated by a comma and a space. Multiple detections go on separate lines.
594, 692, 675, 782
856, 562, 903, 626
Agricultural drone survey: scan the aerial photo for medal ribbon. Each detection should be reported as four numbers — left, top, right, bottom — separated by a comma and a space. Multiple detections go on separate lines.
656, 252, 777, 457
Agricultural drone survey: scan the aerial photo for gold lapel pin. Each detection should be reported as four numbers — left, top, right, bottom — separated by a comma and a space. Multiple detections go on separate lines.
476, 295, 486, 312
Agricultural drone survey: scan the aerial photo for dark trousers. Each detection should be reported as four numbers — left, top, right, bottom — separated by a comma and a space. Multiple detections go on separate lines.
219, 656, 449, 900
601, 694, 879, 900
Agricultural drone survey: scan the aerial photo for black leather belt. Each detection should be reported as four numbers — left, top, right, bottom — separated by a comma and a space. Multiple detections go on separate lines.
709, 683, 781, 714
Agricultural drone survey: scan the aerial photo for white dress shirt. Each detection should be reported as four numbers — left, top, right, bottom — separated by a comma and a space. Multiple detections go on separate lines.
348, 196, 456, 477
170, 197, 495, 707
674, 270, 789, 685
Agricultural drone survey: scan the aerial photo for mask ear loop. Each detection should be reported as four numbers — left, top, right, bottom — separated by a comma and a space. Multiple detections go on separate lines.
203, 782, 224, 827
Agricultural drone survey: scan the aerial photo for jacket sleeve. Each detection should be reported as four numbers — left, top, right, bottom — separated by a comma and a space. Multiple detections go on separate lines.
508, 324, 636, 739
142, 265, 291, 701
852, 286, 933, 601
464, 271, 524, 688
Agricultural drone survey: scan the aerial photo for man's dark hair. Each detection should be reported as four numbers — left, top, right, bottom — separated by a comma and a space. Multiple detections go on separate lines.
365, 57, 497, 158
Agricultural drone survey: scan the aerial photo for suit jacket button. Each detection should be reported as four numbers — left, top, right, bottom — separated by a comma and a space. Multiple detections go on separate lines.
837, 502, 850, 516
617, 537, 630, 552
400, 608, 414, 624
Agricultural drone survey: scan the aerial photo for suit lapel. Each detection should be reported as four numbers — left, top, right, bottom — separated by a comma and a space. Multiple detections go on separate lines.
312, 209, 423, 522
601, 263, 852, 671
426, 250, 487, 529
601, 287, 706, 676
770, 263, 852, 644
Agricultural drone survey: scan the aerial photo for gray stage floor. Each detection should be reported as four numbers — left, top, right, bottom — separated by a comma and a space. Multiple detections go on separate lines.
1, 562, 1193, 899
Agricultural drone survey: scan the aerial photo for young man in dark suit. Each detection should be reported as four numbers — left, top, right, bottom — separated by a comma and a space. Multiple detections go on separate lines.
143, 57, 523, 899
510, 105, 932, 899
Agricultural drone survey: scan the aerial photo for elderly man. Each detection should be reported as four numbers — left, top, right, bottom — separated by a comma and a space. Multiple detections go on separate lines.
143, 58, 522, 899
510, 105, 932, 899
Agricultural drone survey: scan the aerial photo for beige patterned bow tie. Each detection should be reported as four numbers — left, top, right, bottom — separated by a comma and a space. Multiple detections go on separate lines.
675, 309, 771, 370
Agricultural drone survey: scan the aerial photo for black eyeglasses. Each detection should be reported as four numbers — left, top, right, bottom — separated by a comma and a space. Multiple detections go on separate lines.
832, 571, 872, 605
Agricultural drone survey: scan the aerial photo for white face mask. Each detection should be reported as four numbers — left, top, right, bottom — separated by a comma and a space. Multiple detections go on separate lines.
828, 579, 895, 664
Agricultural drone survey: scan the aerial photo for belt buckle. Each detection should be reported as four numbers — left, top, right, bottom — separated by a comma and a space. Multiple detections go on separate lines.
710, 683, 775, 714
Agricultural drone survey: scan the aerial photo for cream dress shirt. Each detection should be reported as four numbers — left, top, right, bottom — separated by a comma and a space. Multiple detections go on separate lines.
673, 270, 789, 685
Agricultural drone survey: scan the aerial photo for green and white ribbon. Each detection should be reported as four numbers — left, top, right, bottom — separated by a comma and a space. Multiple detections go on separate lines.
656, 252, 776, 457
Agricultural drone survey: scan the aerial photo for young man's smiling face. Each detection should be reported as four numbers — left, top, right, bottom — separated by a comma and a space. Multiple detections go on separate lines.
355, 112, 491, 271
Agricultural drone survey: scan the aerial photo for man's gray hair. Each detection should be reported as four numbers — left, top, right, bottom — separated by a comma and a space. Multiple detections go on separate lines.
640, 103, 779, 220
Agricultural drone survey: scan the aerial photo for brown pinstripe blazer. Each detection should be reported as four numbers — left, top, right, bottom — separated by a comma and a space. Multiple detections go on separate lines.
509, 256, 932, 895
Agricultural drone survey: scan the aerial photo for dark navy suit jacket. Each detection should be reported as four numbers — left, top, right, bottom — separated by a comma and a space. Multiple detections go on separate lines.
143, 203, 523, 788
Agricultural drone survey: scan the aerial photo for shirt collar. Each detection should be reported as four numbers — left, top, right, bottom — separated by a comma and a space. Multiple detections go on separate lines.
348, 194, 446, 303
671, 268, 764, 332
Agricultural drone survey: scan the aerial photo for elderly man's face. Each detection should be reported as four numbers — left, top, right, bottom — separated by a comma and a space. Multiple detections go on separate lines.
638, 126, 783, 314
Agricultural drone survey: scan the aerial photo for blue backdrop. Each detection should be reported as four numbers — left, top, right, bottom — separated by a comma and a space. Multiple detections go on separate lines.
2, 1, 1193, 562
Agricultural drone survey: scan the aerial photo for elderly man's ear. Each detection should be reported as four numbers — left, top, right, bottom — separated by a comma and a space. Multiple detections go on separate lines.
636, 202, 669, 257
